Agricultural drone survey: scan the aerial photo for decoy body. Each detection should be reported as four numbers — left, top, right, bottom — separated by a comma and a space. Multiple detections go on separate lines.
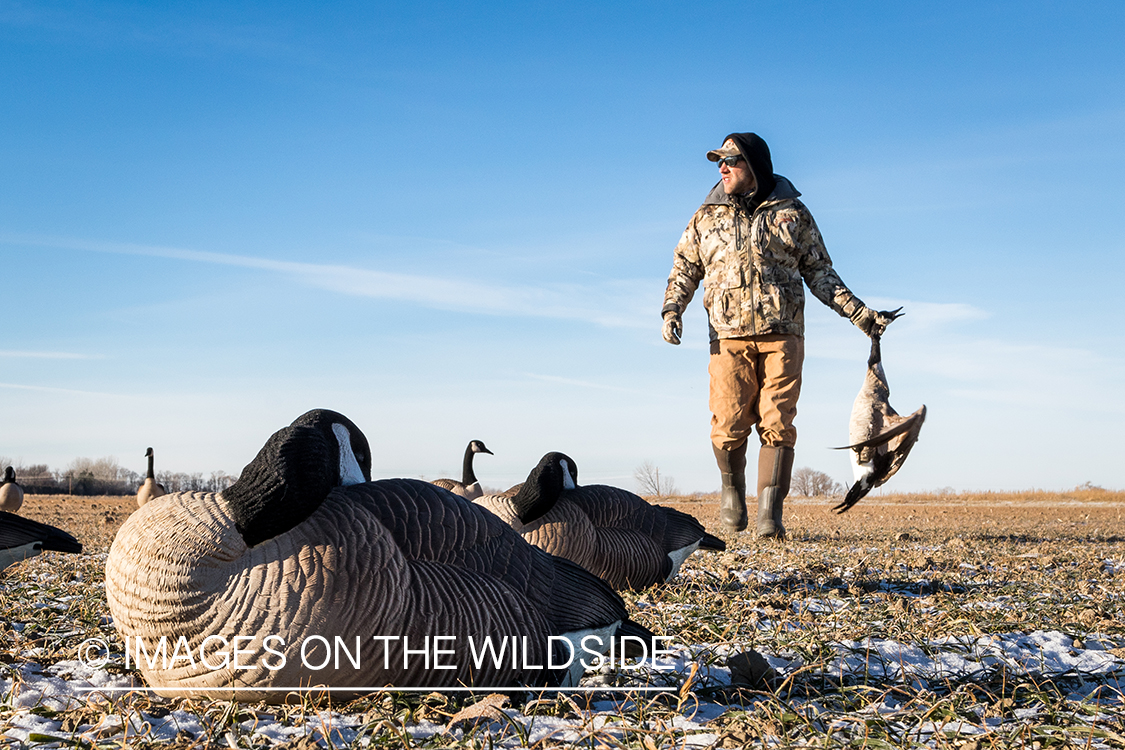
106, 410, 646, 701
1, 510, 83, 573
476, 453, 726, 590
431, 440, 493, 500
833, 332, 926, 513
0, 466, 24, 512
136, 447, 166, 508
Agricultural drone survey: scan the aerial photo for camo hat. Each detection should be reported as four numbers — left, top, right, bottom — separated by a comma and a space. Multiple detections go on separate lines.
706, 139, 741, 162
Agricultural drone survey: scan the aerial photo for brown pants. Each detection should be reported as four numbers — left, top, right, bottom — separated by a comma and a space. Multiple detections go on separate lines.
708, 335, 804, 451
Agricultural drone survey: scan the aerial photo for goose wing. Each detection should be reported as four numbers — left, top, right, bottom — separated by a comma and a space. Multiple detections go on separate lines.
834, 406, 926, 452
339, 480, 630, 632
869, 405, 927, 484
477, 492, 603, 578
1, 511, 82, 554
569, 485, 724, 552
430, 477, 468, 495
563, 485, 725, 589
431, 478, 486, 501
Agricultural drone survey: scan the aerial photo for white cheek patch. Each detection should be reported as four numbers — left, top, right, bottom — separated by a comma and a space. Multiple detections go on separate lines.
559, 459, 576, 490
332, 423, 366, 486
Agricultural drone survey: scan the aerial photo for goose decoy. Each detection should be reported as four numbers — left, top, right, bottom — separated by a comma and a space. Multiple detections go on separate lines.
1, 511, 83, 573
431, 440, 493, 500
476, 453, 726, 591
136, 447, 166, 508
106, 410, 648, 700
833, 327, 926, 513
0, 466, 24, 512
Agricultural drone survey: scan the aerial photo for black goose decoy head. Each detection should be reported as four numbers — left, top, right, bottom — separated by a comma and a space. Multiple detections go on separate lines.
511, 451, 577, 524
225, 409, 372, 547
289, 408, 371, 485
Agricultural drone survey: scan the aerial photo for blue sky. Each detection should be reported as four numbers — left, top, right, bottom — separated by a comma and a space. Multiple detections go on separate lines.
2, 1, 1123, 494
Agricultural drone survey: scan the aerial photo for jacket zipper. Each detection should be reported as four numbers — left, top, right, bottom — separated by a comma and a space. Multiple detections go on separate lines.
741, 204, 756, 334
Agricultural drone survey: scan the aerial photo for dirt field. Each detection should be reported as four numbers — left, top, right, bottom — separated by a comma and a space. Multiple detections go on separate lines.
665, 489, 1125, 544
6, 489, 1125, 749
18, 493, 140, 552
19, 488, 1125, 554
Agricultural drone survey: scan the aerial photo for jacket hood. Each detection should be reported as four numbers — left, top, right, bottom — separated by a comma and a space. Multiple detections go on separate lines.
727, 132, 776, 206
702, 132, 790, 210
702, 174, 800, 208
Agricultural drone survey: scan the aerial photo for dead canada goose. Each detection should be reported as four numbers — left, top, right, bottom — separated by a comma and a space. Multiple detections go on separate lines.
431, 440, 493, 500
476, 453, 726, 591
0, 466, 24, 512
106, 410, 648, 700
1, 510, 83, 573
833, 330, 926, 513
136, 447, 166, 508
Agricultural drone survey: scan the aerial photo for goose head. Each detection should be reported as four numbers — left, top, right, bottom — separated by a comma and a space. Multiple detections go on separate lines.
289, 408, 371, 485
469, 440, 493, 456
224, 409, 371, 547
0, 466, 22, 513
511, 451, 578, 524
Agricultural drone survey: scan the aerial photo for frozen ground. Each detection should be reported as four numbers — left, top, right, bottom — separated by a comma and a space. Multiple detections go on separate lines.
4, 493, 1125, 748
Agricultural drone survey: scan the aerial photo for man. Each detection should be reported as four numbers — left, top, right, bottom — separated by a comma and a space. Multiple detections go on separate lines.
662, 132, 896, 538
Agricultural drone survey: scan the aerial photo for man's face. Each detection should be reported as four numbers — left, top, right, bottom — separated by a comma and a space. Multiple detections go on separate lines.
720, 155, 757, 196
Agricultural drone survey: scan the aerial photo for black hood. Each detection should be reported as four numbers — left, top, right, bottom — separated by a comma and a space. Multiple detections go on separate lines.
725, 132, 777, 211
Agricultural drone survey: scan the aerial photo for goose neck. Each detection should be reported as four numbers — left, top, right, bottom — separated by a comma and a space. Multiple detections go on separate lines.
461, 444, 478, 485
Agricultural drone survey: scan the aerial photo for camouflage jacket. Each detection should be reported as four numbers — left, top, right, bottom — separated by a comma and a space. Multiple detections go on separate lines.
663, 176, 867, 341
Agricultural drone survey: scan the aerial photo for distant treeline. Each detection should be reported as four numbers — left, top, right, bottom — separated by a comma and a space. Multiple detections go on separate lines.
1, 456, 236, 497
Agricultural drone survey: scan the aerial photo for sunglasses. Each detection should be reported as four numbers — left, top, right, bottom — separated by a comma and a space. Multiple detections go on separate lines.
715, 155, 743, 168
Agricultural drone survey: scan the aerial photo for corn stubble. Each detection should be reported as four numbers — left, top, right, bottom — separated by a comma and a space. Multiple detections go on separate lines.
2, 489, 1123, 748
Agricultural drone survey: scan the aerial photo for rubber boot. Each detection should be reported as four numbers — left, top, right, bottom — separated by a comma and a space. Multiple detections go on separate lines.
713, 443, 748, 532
756, 446, 794, 539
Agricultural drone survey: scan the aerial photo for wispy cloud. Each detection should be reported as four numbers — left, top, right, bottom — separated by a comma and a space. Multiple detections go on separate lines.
0, 381, 114, 396
802, 294, 1125, 421
4, 234, 655, 329
862, 299, 989, 329
521, 372, 637, 393
0, 350, 99, 360
805, 298, 990, 363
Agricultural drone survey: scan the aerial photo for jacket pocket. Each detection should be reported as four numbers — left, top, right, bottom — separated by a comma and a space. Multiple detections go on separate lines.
763, 279, 804, 327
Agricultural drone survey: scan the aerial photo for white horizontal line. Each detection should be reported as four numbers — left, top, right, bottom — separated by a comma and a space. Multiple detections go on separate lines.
77, 686, 676, 693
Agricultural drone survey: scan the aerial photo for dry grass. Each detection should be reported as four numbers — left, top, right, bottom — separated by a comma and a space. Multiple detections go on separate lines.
3, 490, 1125, 748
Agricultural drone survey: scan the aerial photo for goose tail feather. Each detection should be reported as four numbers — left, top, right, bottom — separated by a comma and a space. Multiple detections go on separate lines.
832, 480, 870, 514
699, 532, 726, 551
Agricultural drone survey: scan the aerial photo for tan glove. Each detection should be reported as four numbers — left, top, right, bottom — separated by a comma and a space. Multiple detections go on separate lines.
851, 306, 904, 337
662, 311, 682, 345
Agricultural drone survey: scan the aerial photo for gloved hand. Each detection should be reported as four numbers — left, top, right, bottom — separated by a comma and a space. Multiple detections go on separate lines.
662, 312, 682, 345
852, 306, 904, 337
